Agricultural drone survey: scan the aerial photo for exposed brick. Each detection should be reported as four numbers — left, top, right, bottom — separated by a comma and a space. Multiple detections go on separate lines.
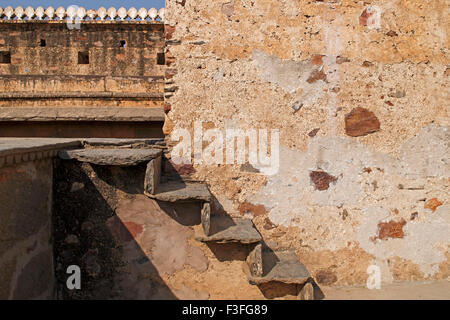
310, 171, 338, 191
375, 219, 407, 241
424, 198, 442, 212
345, 107, 380, 137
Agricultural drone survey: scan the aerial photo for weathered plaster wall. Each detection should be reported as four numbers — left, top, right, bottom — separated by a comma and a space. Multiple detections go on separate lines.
0, 159, 55, 299
164, 0, 449, 286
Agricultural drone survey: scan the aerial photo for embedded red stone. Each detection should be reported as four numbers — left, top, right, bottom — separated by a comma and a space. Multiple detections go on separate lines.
310, 171, 338, 191
376, 219, 407, 240
424, 198, 443, 212
239, 202, 267, 217
345, 107, 380, 137
359, 9, 374, 26
307, 69, 327, 83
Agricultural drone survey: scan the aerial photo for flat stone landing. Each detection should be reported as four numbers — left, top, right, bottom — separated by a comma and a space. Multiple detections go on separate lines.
146, 181, 212, 202
247, 249, 311, 285
58, 148, 162, 166
195, 216, 262, 244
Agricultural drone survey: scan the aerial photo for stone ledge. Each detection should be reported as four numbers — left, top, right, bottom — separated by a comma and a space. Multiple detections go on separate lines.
0, 138, 164, 168
0, 92, 164, 99
145, 181, 212, 202
0, 107, 165, 122
246, 246, 311, 285
195, 216, 262, 244
58, 148, 162, 166
0, 138, 82, 168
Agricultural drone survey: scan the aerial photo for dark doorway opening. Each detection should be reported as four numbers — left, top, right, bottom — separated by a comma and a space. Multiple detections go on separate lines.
78, 51, 90, 64
0, 51, 11, 64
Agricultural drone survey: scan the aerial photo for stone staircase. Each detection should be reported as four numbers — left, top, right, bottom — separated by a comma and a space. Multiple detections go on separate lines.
58, 141, 315, 300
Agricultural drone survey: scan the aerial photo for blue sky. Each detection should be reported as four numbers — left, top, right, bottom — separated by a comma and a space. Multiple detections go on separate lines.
0, 1, 165, 9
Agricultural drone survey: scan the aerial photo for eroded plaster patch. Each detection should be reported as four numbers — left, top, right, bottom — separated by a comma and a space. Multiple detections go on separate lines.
249, 124, 449, 276
358, 205, 449, 277
251, 49, 327, 107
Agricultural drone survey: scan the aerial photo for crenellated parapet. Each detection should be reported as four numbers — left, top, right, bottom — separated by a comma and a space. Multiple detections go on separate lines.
0, 6, 165, 22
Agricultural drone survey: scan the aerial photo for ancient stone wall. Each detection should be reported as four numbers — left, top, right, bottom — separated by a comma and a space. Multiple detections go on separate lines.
0, 139, 81, 299
164, 0, 449, 286
0, 11, 167, 138
0, 22, 165, 108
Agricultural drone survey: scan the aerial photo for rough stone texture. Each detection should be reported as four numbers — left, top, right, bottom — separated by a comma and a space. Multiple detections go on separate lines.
165, 0, 449, 286
298, 282, 315, 300
58, 148, 162, 166
53, 160, 209, 300
144, 156, 161, 195
310, 170, 338, 191
0, 107, 165, 122
0, 158, 55, 299
146, 181, 212, 202
315, 269, 338, 286
201, 202, 211, 236
345, 107, 381, 137
424, 198, 443, 212
195, 216, 262, 244
0, 22, 165, 108
238, 202, 267, 217
374, 219, 407, 241
246, 248, 311, 285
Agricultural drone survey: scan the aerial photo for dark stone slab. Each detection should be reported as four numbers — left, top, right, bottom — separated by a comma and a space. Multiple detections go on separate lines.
201, 202, 211, 236
196, 216, 262, 244
146, 181, 212, 202
58, 148, 162, 166
144, 156, 161, 195
246, 247, 311, 285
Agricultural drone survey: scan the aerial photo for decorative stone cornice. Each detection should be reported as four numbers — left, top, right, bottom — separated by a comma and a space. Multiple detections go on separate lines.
0, 6, 165, 22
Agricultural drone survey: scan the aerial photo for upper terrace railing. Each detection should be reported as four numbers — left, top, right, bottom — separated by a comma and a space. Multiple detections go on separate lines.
0, 6, 165, 22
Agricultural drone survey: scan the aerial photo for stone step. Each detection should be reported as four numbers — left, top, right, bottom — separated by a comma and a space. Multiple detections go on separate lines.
195, 216, 262, 244
144, 156, 161, 195
58, 147, 162, 166
245, 244, 311, 285
145, 181, 212, 202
